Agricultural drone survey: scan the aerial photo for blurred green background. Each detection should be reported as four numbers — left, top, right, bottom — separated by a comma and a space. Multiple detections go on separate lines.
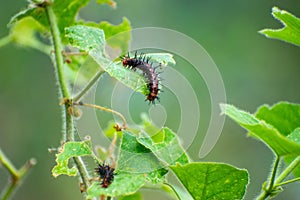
1, 0, 300, 199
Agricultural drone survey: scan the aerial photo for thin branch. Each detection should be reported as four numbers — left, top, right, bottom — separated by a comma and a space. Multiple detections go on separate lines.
0, 35, 12, 48
0, 149, 36, 200
275, 156, 300, 184
73, 157, 91, 189
256, 156, 280, 200
73, 102, 127, 129
267, 156, 280, 191
256, 156, 300, 200
275, 177, 300, 187
73, 70, 105, 102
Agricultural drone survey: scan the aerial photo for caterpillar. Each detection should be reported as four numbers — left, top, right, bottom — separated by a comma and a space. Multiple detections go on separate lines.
121, 52, 160, 104
95, 163, 115, 188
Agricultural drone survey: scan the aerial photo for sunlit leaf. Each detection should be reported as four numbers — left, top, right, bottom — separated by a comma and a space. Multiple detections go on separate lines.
81, 17, 131, 53
259, 7, 300, 47
137, 127, 189, 165
221, 103, 300, 156
255, 102, 300, 136
52, 140, 92, 177
170, 163, 249, 200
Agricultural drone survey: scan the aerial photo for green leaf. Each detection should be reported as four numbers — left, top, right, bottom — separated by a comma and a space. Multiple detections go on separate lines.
80, 17, 131, 53
52, 140, 92, 177
254, 102, 300, 177
137, 127, 189, 166
285, 128, 300, 177
117, 131, 168, 184
9, 0, 90, 42
287, 128, 300, 144
259, 7, 300, 47
86, 173, 145, 198
65, 25, 147, 94
170, 163, 249, 200
221, 104, 300, 156
65, 25, 175, 97
9, 17, 50, 53
65, 25, 106, 56
256, 102, 300, 136
146, 53, 176, 66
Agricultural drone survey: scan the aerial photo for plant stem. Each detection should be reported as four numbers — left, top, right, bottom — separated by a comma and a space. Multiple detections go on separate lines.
256, 156, 280, 200
45, 5, 69, 99
256, 156, 300, 200
0, 148, 18, 178
45, 3, 72, 142
267, 156, 280, 191
0, 35, 12, 48
45, 2, 90, 192
275, 177, 300, 187
73, 70, 105, 102
0, 149, 36, 200
274, 156, 300, 184
73, 157, 90, 188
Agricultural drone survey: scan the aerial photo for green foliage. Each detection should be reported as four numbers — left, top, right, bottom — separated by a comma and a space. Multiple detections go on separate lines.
137, 127, 189, 165
260, 7, 300, 47
65, 25, 175, 96
222, 102, 300, 199
9, 17, 50, 53
52, 140, 93, 177
7, 0, 300, 199
87, 173, 145, 198
170, 163, 249, 200
220, 103, 300, 156
80, 17, 131, 53
117, 131, 168, 184
9, 0, 90, 43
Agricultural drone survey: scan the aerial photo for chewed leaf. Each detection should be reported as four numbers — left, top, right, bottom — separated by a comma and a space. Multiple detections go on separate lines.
170, 163, 249, 200
52, 140, 92, 177
137, 127, 189, 165
65, 25, 105, 56
81, 17, 131, 53
65, 25, 175, 97
259, 7, 300, 47
221, 104, 300, 156
117, 131, 168, 184
86, 173, 145, 198
146, 53, 176, 66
